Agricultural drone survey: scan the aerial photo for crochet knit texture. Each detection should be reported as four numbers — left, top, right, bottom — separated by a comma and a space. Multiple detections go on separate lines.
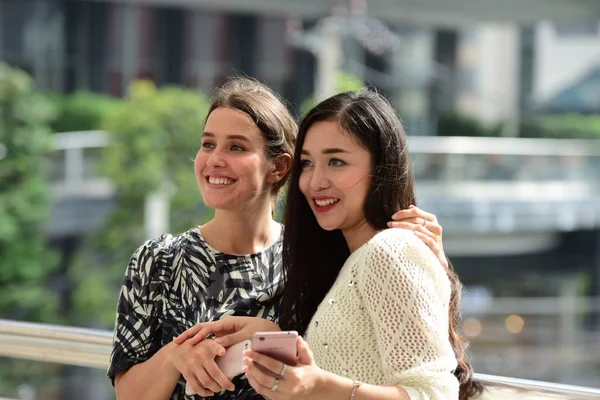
306, 228, 459, 400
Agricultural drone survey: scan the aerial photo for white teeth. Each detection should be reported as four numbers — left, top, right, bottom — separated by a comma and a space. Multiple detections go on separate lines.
208, 177, 234, 185
315, 199, 339, 206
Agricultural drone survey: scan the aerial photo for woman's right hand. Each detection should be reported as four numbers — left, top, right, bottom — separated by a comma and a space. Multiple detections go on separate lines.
174, 316, 280, 348
168, 338, 235, 396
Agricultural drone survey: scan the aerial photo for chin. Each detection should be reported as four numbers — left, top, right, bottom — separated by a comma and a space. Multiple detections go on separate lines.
314, 217, 341, 231
201, 194, 233, 209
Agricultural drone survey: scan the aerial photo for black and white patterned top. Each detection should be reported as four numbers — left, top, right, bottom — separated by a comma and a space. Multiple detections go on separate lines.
107, 226, 284, 399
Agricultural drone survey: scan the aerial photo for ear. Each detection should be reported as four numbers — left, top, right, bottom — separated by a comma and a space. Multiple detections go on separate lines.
268, 153, 292, 184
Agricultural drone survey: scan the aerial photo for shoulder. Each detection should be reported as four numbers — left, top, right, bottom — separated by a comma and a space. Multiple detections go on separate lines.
364, 228, 429, 259
358, 228, 445, 277
126, 229, 197, 282
134, 227, 203, 258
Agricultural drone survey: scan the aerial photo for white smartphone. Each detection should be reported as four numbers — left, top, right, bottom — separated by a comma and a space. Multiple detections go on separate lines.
185, 339, 251, 396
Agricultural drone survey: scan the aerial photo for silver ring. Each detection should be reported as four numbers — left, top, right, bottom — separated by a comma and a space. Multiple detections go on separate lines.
279, 363, 287, 377
271, 378, 280, 392
422, 219, 427, 227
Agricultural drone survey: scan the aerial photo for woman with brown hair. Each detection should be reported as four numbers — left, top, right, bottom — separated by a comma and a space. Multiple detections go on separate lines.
108, 78, 448, 400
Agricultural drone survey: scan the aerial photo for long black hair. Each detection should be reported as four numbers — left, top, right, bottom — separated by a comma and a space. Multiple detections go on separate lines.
281, 90, 483, 400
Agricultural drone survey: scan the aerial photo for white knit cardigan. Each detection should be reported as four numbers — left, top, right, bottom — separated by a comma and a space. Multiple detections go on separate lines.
305, 228, 459, 399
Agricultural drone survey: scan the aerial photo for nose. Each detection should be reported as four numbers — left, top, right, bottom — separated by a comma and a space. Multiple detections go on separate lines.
309, 165, 330, 191
207, 147, 227, 168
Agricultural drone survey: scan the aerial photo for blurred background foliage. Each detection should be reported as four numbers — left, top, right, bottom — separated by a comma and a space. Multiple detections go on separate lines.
0, 63, 60, 396
520, 114, 600, 139
0, 63, 59, 323
49, 92, 124, 133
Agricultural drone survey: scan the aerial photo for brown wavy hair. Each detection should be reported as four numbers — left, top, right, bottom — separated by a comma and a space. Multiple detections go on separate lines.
281, 90, 483, 400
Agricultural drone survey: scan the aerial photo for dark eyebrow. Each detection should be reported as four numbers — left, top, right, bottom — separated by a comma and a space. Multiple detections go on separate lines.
300, 148, 350, 155
323, 148, 350, 154
202, 132, 251, 143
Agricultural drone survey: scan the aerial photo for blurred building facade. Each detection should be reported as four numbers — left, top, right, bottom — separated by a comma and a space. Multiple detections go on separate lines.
454, 20, 600, 123
0, 0, 316, 107
4, 1, 600, 132
0, 0, 465, 134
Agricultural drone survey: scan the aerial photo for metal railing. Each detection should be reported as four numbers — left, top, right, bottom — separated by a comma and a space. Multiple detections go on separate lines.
1, 319, 599, 400
0, 319, 112, 369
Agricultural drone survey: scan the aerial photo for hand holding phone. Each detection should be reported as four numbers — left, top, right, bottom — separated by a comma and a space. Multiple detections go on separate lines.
185, 339, 251, 396
251, 331, 298, 367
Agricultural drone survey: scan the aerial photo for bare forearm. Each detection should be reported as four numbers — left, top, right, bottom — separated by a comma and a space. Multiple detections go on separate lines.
317, 370, 410, 400
115, 342, 181, 400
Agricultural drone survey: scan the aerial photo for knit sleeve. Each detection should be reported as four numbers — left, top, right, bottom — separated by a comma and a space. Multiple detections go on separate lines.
357, 230, 459, 400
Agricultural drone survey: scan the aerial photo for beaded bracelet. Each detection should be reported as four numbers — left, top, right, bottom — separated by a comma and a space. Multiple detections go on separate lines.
349, 380, 362, 400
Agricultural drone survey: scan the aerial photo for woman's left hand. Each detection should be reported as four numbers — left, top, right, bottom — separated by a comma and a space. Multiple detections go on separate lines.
388, 205, 447, 268
173, 316, 280, 347
243, 336, 326, 400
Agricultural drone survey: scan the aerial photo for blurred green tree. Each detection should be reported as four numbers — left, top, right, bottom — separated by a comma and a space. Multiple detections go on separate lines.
49, 91, 124, 132
0, 63, 60, 396
520, 113, 600, 139
69, 81, 212, 327
0, 63, 59, 322
437, 111, 505, 137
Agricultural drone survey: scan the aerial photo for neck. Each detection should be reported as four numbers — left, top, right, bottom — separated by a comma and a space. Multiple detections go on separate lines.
342, 219, 380, 253
202, 199, 279, 255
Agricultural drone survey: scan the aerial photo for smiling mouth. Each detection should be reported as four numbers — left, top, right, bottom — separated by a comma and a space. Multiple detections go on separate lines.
207, 176, 235, 185
314, 198, 340, 207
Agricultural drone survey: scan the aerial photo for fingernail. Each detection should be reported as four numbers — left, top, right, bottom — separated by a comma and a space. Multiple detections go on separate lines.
387, 222, 393, 227
243, 365, 249, 373
409, 205, 415, 208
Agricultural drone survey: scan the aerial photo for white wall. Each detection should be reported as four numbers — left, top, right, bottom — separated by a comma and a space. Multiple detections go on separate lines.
477, 25, 520, 123
533, 22, 600, 103
456, 24, 520, 124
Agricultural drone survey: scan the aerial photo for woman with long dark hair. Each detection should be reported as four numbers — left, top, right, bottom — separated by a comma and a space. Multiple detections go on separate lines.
182, 90, 482, 400
278, 90, 482, 400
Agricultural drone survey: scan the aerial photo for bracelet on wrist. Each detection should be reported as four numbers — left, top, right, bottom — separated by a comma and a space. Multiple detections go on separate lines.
349, 379, 362, 400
